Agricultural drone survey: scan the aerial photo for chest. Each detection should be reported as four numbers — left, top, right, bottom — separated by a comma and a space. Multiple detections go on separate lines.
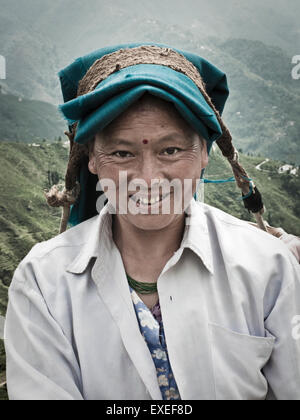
136, 291, 159, 310
61, 247, 274, 400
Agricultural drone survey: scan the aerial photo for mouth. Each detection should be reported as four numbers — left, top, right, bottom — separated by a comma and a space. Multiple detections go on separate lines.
129, 192, 170, 207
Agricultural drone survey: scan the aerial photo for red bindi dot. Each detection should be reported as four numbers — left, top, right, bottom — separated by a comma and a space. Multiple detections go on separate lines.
142, 139, 149, 144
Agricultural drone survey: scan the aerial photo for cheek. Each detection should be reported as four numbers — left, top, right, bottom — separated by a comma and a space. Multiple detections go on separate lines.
172, 151, 205, 179
98, 165, 119, 182
93, 153, 119, 180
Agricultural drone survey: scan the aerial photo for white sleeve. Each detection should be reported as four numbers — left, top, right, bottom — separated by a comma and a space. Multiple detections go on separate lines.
4, 259, 84, 400
263, 252, 300, 400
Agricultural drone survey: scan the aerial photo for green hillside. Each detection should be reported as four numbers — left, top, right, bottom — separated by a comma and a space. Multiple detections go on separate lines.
213, 39, 300, 164
0, 142, 68, 316
0, 91, 66, 142
0, 141, 299, 400
0, 140, 68, 398
205, 148, 300, 233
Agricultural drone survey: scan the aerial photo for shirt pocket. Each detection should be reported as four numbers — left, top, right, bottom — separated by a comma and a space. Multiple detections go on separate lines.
209, 322, 275, 400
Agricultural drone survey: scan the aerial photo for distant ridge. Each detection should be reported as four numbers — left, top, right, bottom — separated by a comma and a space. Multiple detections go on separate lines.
0, 91, 66, 142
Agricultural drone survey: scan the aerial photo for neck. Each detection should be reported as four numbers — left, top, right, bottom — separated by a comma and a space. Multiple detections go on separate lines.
112, 215, 186, 262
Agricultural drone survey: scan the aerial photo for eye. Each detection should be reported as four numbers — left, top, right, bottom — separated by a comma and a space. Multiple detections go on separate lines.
112, 151, 134, 158
161, 147, 181, 156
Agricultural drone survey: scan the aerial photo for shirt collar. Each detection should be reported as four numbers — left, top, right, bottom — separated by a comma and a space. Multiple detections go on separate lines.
67, 199, 214, 275
66, 202, 114, 274
181, 199, 214, 274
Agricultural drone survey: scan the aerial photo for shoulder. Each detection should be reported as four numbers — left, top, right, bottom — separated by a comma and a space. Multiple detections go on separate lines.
202, 201, 279, 241
12, 215, 100, 284
43, 215, 99, 250
199, 202, 299, 267
28, 216, 97, 257
195, 202, 300, 301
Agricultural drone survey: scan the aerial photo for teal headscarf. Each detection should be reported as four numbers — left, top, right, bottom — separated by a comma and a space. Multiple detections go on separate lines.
58, 42, 230, 226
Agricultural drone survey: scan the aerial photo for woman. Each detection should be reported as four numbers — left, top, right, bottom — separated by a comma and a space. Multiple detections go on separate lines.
5, 43, 300, 400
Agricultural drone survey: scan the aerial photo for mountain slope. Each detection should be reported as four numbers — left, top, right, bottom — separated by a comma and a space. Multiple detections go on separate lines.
205, 148, 300, 233
206, 40, 300, 163
0, 1, 66, 103
0, 91, 66, 142
0, 142, 69, 314
1, 0, 299, 163
2, 0, 299, 54
1, 0, 299, 102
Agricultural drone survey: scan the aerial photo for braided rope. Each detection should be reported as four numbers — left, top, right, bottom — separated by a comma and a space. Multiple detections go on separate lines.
45, 126, 84, 233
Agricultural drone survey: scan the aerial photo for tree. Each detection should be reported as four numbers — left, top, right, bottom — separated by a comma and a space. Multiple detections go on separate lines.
47, 170, 60, 187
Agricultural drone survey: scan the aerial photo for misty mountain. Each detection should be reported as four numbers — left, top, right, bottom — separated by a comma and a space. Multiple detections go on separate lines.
0, 0, 299, 162
0, 90, 66, 142
1, 0, 298, 102
0, 9, 65, 103
2, 0, 299, 55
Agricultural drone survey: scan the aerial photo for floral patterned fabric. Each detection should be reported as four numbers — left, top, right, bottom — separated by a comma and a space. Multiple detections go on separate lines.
129, 286, 181, 400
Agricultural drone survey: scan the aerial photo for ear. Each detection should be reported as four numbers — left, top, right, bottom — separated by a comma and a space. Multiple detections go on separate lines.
88, 154, 98, 175
87, 137, 98, 175
200, 139, 209, 169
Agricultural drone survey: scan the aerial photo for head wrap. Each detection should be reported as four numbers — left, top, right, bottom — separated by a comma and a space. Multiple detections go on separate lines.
46, 42, 265, 232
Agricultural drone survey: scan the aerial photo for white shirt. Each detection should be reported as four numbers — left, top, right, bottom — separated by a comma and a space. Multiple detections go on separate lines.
4, 199, 300, 400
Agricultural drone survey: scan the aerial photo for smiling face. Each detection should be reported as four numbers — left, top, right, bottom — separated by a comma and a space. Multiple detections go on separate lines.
88, 94, 208, 231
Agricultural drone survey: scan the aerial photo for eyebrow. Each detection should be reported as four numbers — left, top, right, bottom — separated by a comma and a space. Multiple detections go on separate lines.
156, 133, 189, 143
108, 139, 134, 147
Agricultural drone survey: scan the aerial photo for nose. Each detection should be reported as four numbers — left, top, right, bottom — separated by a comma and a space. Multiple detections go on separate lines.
136, 153, 163, 187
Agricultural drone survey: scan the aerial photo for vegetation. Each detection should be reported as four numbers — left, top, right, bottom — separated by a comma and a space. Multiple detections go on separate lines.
202, 39, 300, 165
0, 92, 66, 143
0, 141, 69, 399
0, 340, 7, 400
205, 149, 300, 233
0, 142, 68, 315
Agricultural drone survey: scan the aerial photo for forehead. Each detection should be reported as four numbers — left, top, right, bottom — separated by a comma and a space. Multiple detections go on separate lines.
98, 94, 196, 143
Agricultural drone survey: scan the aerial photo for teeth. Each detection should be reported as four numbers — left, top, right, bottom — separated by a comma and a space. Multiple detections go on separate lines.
137, 196, 161, 205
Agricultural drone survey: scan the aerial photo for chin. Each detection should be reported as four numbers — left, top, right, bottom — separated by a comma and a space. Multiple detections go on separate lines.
125, 213, 182, 231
